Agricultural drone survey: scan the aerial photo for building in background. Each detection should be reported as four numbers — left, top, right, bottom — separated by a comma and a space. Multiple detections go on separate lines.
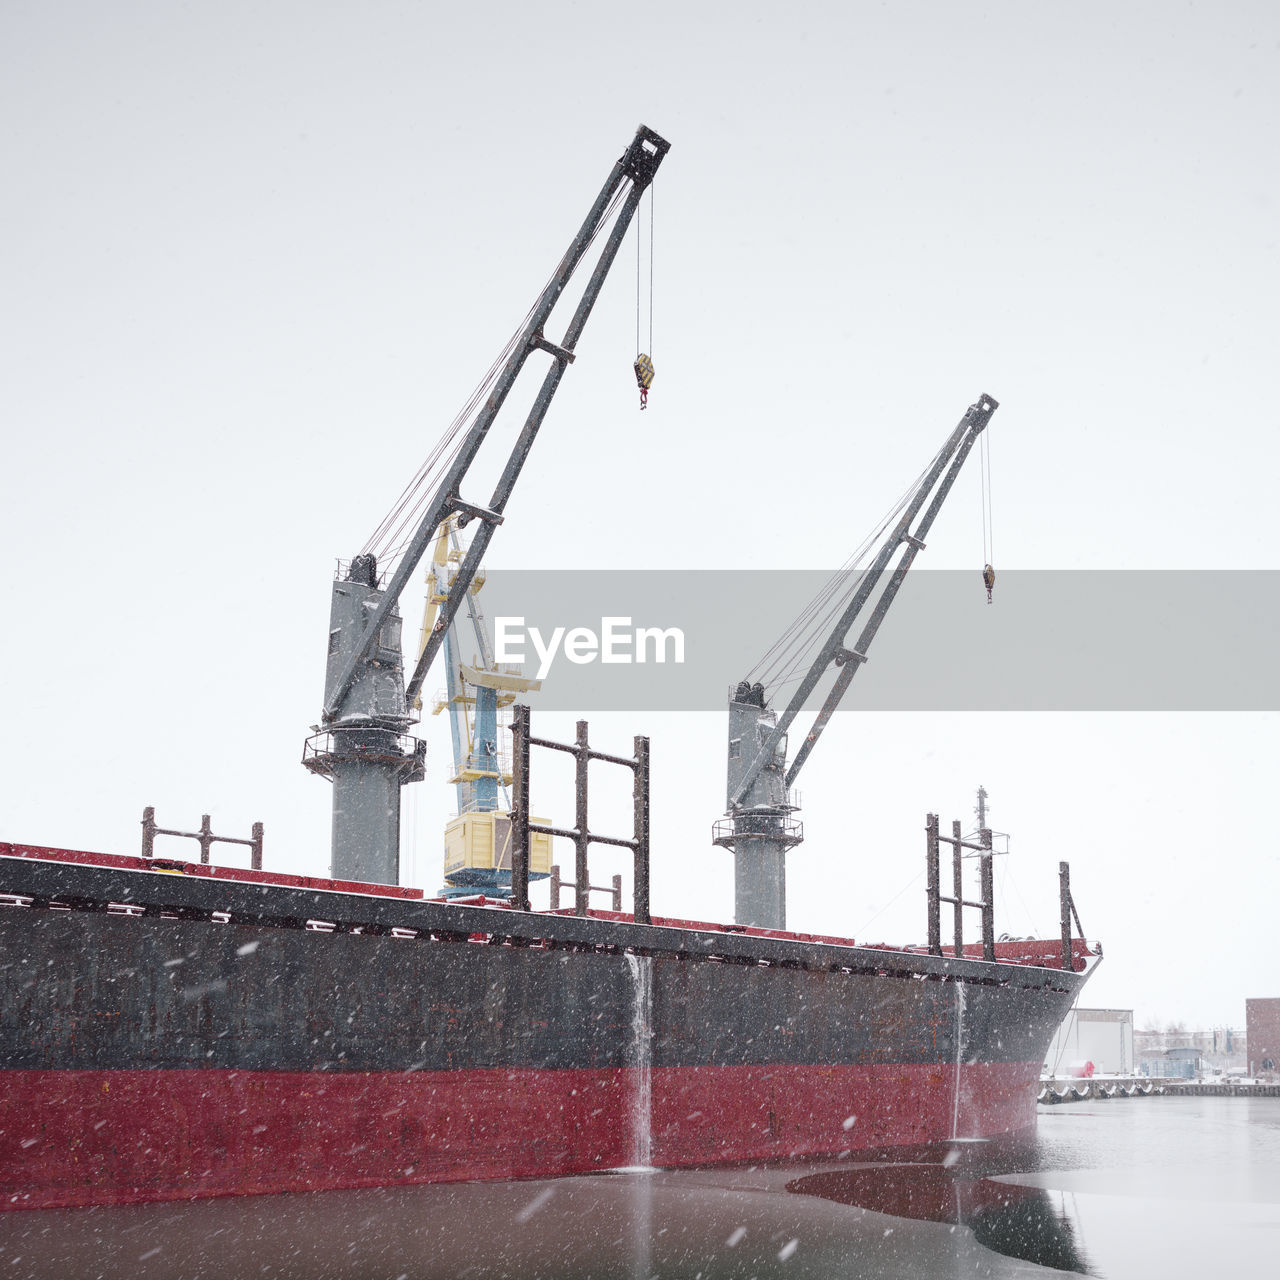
1134, 1023, 1247, 1078
1246, 998, 1280, 1077
1045, 1008, 1134, 1076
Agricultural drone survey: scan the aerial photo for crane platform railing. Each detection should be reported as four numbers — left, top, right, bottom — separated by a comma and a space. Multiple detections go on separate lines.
301, 730, 426, 782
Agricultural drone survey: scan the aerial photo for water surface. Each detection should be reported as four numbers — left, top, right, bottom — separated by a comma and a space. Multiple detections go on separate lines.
2, 1096, 1277, 1278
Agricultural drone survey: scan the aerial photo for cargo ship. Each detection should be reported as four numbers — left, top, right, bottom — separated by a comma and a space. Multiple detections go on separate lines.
0, 125, 1097, 1211
0, 840, 1093, 1210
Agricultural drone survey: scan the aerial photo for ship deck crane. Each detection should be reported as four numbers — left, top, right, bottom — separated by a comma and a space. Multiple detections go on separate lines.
303, 125, 670, 886
714, 393, 999, 928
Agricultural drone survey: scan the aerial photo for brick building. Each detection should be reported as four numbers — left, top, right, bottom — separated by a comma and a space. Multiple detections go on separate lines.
1246, 998, 1280, 1077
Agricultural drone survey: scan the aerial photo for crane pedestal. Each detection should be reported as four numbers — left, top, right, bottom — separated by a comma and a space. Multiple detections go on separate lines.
304, 562, 424, 885
303, 727, 425, 884
716, 694, 803, 930
712, 808, 803, 930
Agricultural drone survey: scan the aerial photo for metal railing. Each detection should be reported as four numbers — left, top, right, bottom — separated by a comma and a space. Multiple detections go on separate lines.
711, 810, 804, 847
141, 806, 262, 869
301, 729, 426, 782
925, 813, 994, 961
509, 705, 650, 923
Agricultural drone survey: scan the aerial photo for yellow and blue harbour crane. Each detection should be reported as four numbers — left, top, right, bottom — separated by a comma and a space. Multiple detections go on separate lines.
417, 519, 551, 896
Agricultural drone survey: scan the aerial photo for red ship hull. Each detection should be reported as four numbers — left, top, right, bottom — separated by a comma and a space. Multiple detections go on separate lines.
4, 1060, 1046, 1211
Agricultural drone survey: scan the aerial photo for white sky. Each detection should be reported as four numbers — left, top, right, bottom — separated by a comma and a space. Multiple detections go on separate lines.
2, 1, 1277, 1032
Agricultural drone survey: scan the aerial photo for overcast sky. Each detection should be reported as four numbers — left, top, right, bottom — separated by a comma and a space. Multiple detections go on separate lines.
3, 1, 1277, 1033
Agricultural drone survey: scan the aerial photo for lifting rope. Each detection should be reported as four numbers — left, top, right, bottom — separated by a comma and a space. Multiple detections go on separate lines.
980, 418, 995, 603
634, 178, 655, 408
746, 438, 951, 696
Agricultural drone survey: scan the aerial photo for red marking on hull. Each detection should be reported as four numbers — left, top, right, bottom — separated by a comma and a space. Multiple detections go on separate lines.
0, 843, 425, 902
1, 1061, 1040, 1211
650, 1061, 1040, 1165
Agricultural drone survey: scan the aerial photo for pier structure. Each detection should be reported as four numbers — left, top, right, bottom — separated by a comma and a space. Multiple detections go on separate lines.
1038, 1076, 1280, 1103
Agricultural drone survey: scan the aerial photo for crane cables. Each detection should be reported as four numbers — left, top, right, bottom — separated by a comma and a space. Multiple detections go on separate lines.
979, 418, 994, 567
360, 184, 632, 583
633, 178, 655, 407
745, 436, 951, 698
637, 179, 654, 358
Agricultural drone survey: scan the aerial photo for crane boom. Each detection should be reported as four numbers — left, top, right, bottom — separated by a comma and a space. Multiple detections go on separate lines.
323, 125, 669, 725
730, 394, 997, 808
715, 393, 998, 928
784, 398, 995, 784
304, 125, 670, 886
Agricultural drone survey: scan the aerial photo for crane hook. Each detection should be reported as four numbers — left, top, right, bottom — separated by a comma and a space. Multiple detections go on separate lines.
634, 352, 654, 409
982, 563, 995, 604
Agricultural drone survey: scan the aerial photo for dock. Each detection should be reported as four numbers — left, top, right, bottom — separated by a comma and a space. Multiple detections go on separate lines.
1039, 1076, 1280, 1104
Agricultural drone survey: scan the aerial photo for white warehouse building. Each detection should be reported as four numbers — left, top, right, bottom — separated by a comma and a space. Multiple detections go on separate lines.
1044, 1008, 1134, 1076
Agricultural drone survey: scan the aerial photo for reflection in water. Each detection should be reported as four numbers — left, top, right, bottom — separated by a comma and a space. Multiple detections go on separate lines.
788, 1163, 1092, 1274
2, 1099, 1278, 1277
